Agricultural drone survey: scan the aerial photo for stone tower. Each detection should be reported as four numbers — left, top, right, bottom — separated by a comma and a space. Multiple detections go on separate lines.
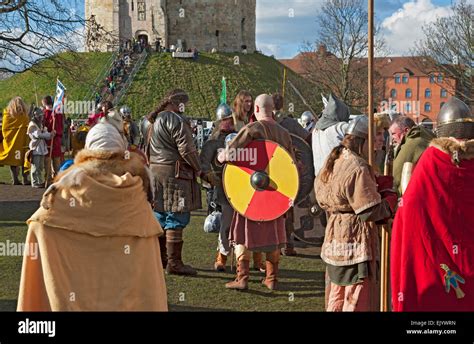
85, 0, 256, 53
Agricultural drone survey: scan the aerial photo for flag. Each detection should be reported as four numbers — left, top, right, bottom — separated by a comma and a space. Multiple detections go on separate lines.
220, 76, 226, 105
53, 79, 67, 114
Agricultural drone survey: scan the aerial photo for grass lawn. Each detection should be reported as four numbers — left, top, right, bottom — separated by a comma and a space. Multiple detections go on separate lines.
0, 51, 322, 122
0, 180, 326, 312
0, 166, 11, 184
120, 52, 322, 120
0, 52, 113, 110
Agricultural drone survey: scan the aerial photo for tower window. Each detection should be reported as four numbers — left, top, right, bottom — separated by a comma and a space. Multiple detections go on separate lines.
132, 1, 134, 11
138, 1, 146, 21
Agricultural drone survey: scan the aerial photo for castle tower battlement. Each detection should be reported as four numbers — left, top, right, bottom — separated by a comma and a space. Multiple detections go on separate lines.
85, 0, 256, 53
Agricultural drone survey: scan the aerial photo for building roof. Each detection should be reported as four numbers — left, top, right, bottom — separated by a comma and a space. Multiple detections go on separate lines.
279, 53, 449, 78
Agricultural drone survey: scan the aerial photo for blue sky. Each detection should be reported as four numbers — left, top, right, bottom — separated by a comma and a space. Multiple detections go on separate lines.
29, 0, 464, 60
255, 0, 458, 58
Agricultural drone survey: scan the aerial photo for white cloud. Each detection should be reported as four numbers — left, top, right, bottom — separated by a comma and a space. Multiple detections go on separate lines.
381, 0, 452, 55
257, 42, 283, 56
256, 0, 322, 58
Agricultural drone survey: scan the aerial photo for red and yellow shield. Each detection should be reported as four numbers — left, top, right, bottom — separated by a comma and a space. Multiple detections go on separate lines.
223, 140, 299, 222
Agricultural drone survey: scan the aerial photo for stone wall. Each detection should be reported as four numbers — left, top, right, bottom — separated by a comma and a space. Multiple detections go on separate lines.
166, 0, 256, 52
85, 0, 256, 52
85, 0, 117, 51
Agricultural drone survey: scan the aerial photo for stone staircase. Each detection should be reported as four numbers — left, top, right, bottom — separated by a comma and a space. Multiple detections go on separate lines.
112, 50, 148, 106
84, 49, 149, 109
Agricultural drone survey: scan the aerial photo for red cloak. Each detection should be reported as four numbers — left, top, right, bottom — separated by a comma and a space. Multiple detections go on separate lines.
43, 109, 64, 158
391, 140, 474, 311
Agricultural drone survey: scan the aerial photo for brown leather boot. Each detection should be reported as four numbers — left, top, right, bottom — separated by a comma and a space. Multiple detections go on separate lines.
214, 252, 227, 272
281, 245, 297, 256
158, 235, 167, 269
252, 252, 265, 272
9, 166, 21, 185
262, 250, 279, 290
166, 230, 197, 276
225, 259, 250, 290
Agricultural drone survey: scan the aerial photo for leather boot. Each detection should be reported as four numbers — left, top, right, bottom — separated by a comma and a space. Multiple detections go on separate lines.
252, 252, 265, 273
225, 258, 250, 290
158, 235, 167, 269
166, 230, 197, 276
10, 166, 21, 185
281, 244, 297, 256
262, 250, 279, 290
214, 252, 227, 272
22, 167, 30, 186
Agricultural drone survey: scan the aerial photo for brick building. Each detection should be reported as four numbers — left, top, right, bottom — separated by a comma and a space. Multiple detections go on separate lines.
379, 57, 457, 124
280, 52, 458, 124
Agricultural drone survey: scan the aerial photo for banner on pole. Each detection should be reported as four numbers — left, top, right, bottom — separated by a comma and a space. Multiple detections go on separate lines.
220, 76, 227, 105
53, 79, 67, 114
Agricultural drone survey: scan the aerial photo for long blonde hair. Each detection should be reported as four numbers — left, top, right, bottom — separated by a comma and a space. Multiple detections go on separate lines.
232, 90, 253, 122
6, 97, 28, 118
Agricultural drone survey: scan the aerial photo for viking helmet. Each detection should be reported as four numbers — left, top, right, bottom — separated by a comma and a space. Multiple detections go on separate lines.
216, 103, 233, 121
120, 106, 131, 117
300, 111, 315, 126
31, 107, 44, 120
346, 115, 369, 139
436, 97, 473, 139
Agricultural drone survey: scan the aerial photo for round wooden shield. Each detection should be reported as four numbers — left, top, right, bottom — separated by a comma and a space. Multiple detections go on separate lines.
223, 140, 299, 222
290, 134, 315, 205
292, 191, 325, 246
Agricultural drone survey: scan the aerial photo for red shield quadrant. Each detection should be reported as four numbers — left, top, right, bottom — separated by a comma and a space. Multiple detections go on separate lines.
223, 140, 299, 222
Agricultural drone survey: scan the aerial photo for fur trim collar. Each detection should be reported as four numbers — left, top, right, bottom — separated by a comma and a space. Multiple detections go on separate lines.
52, 149, 154, 203
430, 138, 474, 166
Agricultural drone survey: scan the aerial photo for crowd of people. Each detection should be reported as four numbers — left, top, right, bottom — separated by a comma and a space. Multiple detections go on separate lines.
0, 96, 64, 187
1, 87, 472, 312
0, 97, 141, 189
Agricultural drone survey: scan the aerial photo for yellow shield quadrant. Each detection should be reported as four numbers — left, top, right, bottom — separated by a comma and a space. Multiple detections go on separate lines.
223, 140, 299, 222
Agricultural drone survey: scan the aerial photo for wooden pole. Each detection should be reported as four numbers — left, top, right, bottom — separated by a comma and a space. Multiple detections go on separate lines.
282, 68, 287, 98
368, 0, 390, 311
34, 81, 39, 106
367, 0, 389, 312
381, 171, 391, 312
368, 0, 375, 167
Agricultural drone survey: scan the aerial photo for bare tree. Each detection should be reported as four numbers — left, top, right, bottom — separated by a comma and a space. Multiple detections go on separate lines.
413, 0, 472, 104
0, 0, 116, 77
300, 0, 386, 112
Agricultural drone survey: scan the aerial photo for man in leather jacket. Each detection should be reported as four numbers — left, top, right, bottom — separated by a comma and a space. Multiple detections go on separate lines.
149, 89, 202, 276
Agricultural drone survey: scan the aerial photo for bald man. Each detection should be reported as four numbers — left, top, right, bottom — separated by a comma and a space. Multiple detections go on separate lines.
218, 94, 294, 291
